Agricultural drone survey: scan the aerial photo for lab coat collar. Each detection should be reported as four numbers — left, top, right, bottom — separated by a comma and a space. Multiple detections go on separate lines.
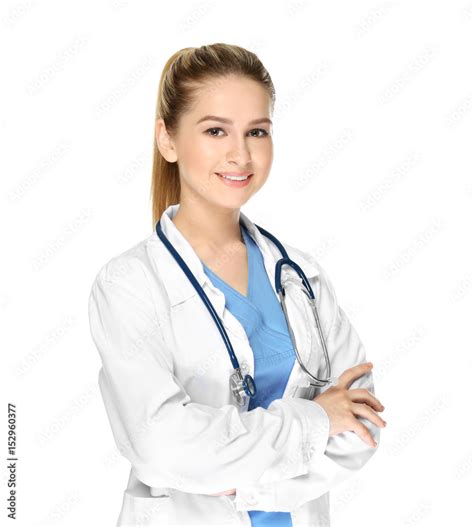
151, 203, 320, 314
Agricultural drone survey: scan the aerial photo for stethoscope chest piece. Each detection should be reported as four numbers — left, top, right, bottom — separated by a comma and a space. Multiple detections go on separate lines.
229, 361, 257, 407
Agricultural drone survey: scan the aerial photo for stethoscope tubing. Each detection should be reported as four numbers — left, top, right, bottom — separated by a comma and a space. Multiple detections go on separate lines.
156, 220, 241, 370
156, 217, 333, 403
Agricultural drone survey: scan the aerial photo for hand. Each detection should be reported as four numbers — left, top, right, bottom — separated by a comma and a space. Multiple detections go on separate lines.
207, 488, 236, 496
313, 362, 386, 448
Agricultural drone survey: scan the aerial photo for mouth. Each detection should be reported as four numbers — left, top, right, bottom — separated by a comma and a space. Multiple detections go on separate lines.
215, 172, 253, 181
215, 172, 253, 188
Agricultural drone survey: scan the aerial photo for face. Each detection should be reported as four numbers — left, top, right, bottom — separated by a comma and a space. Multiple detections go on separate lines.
156, 74, 273, 211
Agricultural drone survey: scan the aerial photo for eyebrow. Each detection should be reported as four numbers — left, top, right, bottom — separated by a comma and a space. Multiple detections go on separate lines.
195, 115, 273, 126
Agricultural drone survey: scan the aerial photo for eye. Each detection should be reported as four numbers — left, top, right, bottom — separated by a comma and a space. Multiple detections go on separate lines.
248, 128, 269, 138
204, 127, 270, 138
205, 127, 225, 137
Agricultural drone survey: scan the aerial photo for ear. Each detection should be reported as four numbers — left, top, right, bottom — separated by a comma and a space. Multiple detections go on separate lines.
155, 118, 178, 163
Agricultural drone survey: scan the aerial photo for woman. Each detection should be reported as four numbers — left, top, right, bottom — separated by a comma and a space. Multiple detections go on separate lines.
88, 43, 386, 527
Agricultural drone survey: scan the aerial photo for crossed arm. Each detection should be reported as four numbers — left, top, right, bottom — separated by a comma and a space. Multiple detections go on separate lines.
208, 302, 382, 511
89, 258, 381, 510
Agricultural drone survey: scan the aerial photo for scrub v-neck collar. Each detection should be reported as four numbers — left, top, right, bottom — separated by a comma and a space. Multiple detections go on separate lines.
201, 222, 253, 301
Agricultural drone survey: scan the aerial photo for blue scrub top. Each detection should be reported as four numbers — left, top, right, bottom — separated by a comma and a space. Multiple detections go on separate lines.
201, 222, 295, 527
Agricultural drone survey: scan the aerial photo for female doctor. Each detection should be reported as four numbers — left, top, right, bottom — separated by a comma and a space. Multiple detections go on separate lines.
88, 43, 386, 527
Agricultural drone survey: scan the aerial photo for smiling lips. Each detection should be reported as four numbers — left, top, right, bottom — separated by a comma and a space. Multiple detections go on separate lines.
215, 172, 253, 187
216, 172, 253, 180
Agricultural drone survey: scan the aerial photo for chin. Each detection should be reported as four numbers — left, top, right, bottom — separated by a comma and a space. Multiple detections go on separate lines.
209, 196, 251, 210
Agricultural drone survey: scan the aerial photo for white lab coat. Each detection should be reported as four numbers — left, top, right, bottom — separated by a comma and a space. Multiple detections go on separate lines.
88, 203, 380, 526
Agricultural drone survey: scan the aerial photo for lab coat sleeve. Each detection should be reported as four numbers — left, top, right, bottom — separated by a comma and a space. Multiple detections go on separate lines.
88, 261, 330, 495
231, 265, 381, 512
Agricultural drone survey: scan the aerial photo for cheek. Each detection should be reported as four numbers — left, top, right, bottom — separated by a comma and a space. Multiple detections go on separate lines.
178, 138, 216, 176
253, 142, 273, 171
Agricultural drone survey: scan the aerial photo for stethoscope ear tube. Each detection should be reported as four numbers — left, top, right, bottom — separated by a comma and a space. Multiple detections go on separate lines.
279, 288, 331, 388
254, 224, 333, 388
274, 257, 315, 299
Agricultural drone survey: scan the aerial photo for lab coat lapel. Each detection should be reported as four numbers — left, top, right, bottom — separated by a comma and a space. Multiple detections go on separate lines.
152, 204, 249, 342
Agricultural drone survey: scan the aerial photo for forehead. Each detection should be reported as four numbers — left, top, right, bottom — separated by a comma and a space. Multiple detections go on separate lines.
186, 75, 271, 119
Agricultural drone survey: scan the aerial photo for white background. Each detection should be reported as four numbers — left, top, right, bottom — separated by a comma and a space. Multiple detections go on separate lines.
2, 1, 472, 525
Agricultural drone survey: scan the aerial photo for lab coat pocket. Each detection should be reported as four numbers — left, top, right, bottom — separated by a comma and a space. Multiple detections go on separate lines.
118, 490, 172, 526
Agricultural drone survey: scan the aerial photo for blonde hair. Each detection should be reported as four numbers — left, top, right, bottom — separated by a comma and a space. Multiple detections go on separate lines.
149, 43, 276, 229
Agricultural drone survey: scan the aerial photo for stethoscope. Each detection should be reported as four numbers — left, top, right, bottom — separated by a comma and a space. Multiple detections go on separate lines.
156, 218, 336, 407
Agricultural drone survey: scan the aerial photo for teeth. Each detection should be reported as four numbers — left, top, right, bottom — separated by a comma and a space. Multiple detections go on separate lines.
219, 174, 249, 181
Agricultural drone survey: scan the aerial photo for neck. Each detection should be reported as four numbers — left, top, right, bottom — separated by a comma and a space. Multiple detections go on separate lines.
171, 200, 243, 250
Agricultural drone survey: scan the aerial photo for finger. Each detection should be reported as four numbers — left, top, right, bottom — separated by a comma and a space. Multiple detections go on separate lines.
348, 388, 384, 411
351, 402, 386, 429
351, 418, 378, 448
338, 362, 373, 390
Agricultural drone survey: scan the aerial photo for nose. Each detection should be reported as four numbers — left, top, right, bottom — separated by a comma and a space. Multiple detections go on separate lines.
226, 137, 252, 166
